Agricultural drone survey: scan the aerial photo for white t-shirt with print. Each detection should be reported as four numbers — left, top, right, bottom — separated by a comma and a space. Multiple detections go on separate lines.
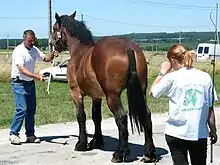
11, 42, 46, 81
151, 67, 218, 141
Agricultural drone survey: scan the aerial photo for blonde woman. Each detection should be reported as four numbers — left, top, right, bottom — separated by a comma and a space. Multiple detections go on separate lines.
149, 44, 218, 165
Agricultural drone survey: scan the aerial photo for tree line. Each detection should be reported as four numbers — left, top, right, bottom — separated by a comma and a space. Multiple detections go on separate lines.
0, 31, 217, 51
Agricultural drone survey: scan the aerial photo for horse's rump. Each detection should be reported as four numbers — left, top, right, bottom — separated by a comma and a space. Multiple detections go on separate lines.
90, 37, 148, 95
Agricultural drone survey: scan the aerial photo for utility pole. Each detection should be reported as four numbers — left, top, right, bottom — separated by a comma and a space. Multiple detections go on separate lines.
48, 0, 52, 53
6, 33, 9, 57
216, 3, 219, 44
81, 14, 84, 22
210, 3, 219, 44
132, 32, 135, 41
155, 44, 158, 53
151, 45, 154, 52
179, 31, 182, 44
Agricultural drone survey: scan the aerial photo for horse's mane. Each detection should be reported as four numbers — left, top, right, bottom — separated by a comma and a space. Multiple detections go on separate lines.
60, 15, 95, 45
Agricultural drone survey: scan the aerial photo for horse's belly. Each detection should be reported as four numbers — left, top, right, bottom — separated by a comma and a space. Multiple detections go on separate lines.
76, 51, 105, 99
79, 73, 105, 99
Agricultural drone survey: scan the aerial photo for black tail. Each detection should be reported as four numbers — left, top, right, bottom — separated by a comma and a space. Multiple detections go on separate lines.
126, 48, 147, 134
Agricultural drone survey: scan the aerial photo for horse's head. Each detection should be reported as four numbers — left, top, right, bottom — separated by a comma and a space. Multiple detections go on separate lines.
51, 11, 77, 52
51, 11, 94, 52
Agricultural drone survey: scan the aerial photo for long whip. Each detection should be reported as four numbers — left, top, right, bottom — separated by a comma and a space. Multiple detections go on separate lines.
209, 2, 218, 163
46, 46, 55, 94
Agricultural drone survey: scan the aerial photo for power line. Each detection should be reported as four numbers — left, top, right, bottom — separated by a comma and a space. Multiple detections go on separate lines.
0, 14, 82, 20
84, 14, 210, 28
0, 14, 83, 20
122, 0, 218, 10
0, 14, 209, 28
0, 16, 47, 19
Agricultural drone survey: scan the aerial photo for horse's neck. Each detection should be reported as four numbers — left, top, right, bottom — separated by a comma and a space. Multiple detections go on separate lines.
67, 38, 85, 55
67, 38, 93, 68
70, 44, 91, 59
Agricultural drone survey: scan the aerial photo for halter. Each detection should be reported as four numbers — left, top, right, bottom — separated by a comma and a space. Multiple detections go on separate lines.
51, 31, 62, 46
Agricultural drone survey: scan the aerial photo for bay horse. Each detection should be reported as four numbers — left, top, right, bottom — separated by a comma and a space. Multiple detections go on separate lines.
51, 11, 156, 163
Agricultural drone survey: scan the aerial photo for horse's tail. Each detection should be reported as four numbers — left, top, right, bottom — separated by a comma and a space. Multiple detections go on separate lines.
126, 48, 147, 134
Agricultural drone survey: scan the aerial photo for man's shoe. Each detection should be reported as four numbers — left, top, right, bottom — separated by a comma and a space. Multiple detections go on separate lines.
26, 135, 41, 143
9, 134, 21, 145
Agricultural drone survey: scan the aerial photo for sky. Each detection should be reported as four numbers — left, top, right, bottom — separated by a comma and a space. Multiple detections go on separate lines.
0, 0, 219, 38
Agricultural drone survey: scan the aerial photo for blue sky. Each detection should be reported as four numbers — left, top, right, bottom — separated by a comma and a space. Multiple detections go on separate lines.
0, 0, 219, 38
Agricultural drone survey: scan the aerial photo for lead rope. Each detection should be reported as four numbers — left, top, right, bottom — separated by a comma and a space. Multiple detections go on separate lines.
46, 46, 55, 95
42, 78, 47, 94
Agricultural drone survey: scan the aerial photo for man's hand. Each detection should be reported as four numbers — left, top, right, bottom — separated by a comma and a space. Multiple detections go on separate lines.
51, 50, 58, 59
160, 61, 172, 75
43, 50, 59, 62
210, 131, 218, 144
35, 73, 46, 82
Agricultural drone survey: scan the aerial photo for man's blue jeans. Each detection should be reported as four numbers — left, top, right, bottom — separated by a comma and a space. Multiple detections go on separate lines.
10, 79, 36, 137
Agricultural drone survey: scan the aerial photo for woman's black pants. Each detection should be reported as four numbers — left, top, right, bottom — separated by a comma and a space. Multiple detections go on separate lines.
165, 134, 207, 165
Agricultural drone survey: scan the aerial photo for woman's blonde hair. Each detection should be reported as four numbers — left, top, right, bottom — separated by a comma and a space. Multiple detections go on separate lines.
167, 44, 194, 68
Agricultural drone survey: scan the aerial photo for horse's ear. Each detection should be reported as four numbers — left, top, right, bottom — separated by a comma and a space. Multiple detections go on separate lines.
55, 12, 60, 20
55, 12, 61, 27
70, 11, 76, 19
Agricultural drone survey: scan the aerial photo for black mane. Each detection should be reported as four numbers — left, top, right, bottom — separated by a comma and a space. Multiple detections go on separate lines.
60, 15, 95, 45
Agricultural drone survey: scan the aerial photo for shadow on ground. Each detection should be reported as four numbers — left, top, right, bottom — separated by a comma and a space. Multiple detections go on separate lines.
39, 134, 168, 163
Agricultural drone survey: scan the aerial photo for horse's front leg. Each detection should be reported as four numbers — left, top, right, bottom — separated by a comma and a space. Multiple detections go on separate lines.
70, 87, 88, 151
88, 98, 104, 150
106, 95, 130, 163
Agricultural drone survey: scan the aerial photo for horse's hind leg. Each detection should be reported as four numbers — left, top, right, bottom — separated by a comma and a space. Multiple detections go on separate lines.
88, 98, 104, 150
142, 110, 156, 162
106, 94, 130, 163
70, 88, 88, 151
141, 92, 156, 163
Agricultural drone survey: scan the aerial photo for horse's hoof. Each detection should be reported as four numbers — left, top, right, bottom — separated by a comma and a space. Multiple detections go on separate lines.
140, 155, 156, 163
74, 141, 89, 151
111, 153, 128, 163
88, 138, 104, 150
111, 155, 123, 163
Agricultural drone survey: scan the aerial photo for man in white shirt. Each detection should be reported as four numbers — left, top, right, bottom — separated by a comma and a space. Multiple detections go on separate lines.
9, 29, 58, 145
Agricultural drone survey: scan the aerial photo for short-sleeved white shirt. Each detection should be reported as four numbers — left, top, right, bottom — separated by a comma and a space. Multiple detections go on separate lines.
151, 67, 218, 141
11, 42, 46, 81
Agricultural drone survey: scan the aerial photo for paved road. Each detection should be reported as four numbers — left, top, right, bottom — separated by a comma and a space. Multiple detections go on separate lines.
0, 110, 220, 165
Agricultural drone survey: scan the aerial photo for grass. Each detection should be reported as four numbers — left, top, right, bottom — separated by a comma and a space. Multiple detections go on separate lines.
0, 77, 168, 129
1, 75, 220, 129
0, 52, 220, 129
0, 77, 168, 128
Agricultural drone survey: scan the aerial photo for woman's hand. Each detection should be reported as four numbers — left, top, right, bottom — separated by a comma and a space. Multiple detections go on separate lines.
160, 61, 172, 75
210, 131, 218, 144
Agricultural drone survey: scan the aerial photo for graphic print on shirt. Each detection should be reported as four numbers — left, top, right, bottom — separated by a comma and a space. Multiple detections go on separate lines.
182, 85, 203, 111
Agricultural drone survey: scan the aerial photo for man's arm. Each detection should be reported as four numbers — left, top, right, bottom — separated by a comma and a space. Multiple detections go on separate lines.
35, 45, 58, 63
43, 51, 58, 62
18, 64, 42, 81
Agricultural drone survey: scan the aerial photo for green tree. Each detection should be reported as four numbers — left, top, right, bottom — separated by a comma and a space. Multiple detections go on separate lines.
34, 37, 43, 47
